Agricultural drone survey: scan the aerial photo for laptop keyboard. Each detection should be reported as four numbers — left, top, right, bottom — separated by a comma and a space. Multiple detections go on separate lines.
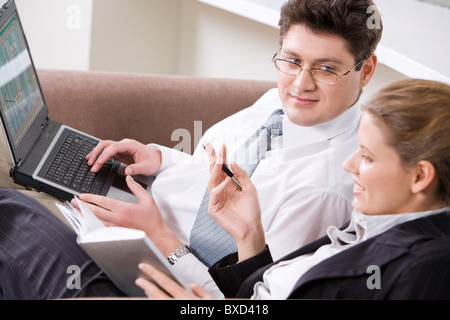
45, 132, 112, 194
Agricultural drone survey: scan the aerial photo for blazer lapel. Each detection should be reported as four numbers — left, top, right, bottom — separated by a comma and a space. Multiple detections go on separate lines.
237, 212, 449, 299
290, 214, 447, 296
293, 236, 408, 289
236, 233, 333, 298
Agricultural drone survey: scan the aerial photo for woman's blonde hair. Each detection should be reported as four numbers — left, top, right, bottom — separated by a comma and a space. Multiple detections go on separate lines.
362, 78, 450, 206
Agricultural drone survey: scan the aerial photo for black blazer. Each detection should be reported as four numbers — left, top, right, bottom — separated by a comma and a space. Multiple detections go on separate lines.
209, 211, 450, 299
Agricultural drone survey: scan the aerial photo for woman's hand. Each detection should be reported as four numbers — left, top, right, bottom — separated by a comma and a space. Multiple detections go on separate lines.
205, 144, 266, 261
135, 263, 213, 299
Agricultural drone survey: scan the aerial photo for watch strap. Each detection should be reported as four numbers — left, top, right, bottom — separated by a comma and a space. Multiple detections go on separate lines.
167, 244, 192, 265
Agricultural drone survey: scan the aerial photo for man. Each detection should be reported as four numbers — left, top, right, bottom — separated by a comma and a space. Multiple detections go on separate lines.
77, 0, 380, 295
0, 0, 381, 298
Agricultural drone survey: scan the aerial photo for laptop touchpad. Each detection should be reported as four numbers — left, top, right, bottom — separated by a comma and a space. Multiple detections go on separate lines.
106, 173, 154, 204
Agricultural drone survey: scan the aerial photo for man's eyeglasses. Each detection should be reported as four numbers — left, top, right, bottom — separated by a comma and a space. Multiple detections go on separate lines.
272, 49, 364, 85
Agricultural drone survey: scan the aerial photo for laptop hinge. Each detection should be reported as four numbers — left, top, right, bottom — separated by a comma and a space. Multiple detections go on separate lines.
9, 163, 19, 177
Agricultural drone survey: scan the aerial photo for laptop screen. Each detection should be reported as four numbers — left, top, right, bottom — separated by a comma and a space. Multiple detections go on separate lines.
0, 11, 44, 148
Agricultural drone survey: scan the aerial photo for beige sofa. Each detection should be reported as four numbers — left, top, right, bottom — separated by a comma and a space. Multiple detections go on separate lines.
0, 69, 276, 220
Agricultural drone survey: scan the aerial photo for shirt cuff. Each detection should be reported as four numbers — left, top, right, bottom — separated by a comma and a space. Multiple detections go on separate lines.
171, 252, 225, 299
148, 143, 192, 174
208, 246, 273, 298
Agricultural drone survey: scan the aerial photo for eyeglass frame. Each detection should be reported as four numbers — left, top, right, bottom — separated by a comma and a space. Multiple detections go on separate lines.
271, 49, 364, 85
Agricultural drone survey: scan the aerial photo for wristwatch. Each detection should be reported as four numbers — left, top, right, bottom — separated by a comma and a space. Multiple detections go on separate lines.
167, 244, 192, 265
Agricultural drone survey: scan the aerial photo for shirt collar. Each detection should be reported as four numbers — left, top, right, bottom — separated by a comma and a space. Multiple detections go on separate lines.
282, 102, 361, 147
328, 207, 448, 248
349, 208, 448, 240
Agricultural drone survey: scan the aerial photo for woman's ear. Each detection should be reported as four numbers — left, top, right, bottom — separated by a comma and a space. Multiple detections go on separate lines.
411, 160, 436, 194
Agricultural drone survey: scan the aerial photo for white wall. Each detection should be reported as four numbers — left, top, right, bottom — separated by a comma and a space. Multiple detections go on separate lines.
177, 0, 409, 102
89, 0, 182, 75
87, 0, 280, 80
10, 0, 412, 97
15, 0, 93, 70
361, 62, 408, 103
13, 0, 280, 80
178, 0, 279, 81
176, 0, 410, 103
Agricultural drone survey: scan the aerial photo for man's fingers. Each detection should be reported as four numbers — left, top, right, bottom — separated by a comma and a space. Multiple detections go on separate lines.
76, 193, 116, 210
73, 193, 125, 225
137, 263, 193, 299
135, 277, 171, 299
188, 283, 213, 299
86, 140, 116, 164
125, 175, 150, 201
88, 139, 137, 172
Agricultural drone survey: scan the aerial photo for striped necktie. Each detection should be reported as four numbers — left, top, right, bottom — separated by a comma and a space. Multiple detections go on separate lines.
190, 109, 284, 267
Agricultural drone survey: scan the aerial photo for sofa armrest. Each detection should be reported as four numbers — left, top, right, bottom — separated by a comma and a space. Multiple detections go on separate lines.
37, 69, 277, 153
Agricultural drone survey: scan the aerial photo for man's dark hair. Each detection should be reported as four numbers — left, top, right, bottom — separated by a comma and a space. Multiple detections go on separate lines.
279, 0, 383, 69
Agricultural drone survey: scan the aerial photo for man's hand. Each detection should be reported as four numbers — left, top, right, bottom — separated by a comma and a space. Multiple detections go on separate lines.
72, 175, 181, 256
86, 139, 162, 176
135, 263, 212, 299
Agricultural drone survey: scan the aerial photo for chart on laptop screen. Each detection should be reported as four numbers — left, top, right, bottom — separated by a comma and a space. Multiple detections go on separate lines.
0, 13, 43, 146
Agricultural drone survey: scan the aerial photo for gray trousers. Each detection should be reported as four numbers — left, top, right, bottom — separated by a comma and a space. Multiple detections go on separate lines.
0, 189, 125, 299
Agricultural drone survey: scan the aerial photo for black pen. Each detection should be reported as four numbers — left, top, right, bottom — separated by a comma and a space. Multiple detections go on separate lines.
203, 144, 242, 191
221, 164, 243, 191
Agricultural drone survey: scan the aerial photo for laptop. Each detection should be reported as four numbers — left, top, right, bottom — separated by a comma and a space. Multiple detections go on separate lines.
0, 0, 153, 202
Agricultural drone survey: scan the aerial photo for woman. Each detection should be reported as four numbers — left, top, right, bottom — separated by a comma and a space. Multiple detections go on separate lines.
136, 78, 450, 299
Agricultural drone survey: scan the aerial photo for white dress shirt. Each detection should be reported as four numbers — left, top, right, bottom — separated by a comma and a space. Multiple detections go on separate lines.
251, 208, 447, 299
150, 88, 360, 297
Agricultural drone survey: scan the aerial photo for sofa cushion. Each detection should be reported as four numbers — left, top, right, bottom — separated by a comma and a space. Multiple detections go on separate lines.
38, 70, 277, 153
